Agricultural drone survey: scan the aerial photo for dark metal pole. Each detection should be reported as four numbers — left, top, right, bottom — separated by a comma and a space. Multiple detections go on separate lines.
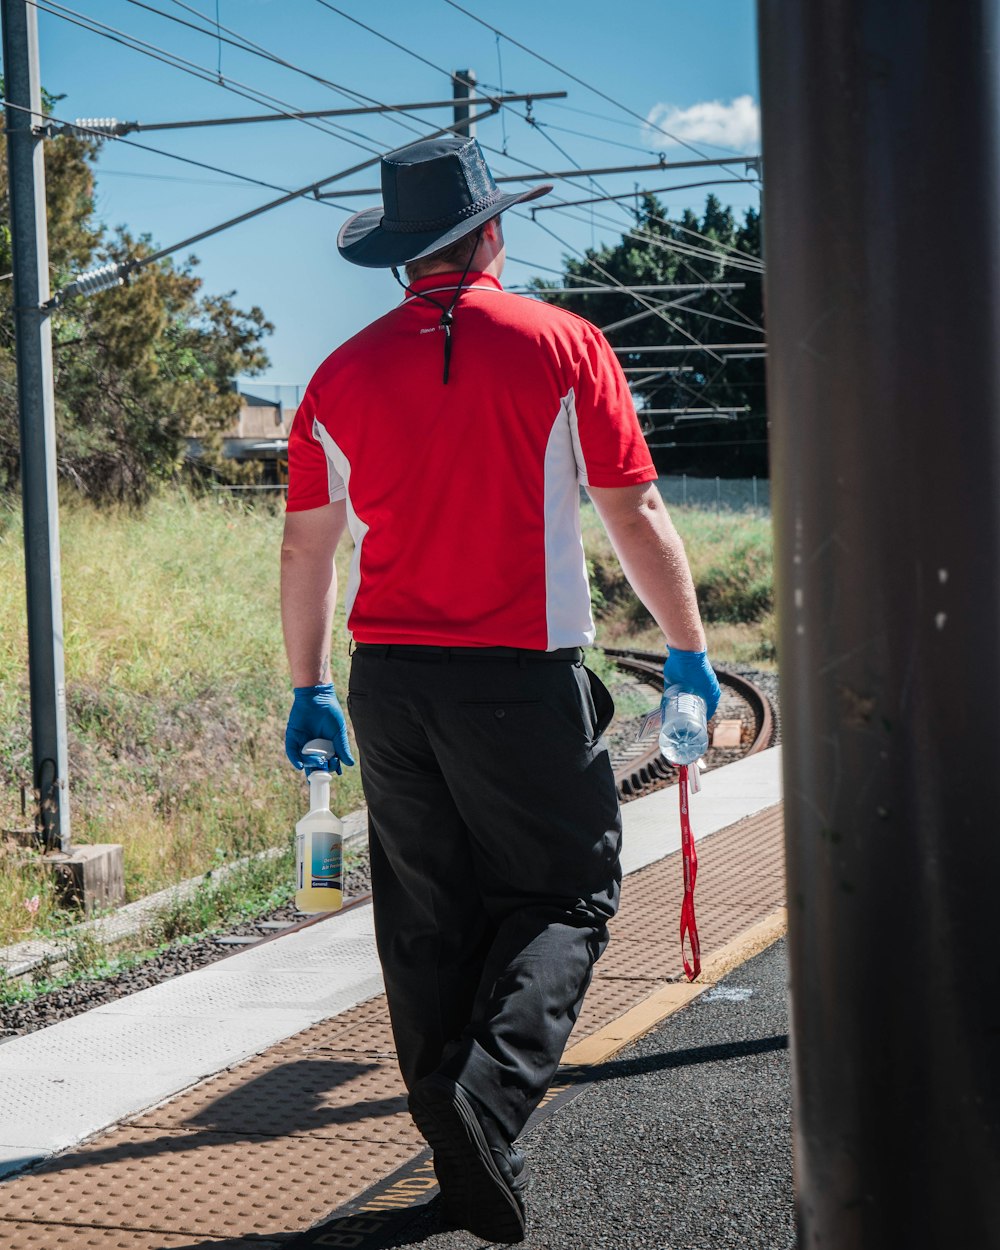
757, 3, 1000, 1246
2, 0, 70, 852
452, 68, 476, 138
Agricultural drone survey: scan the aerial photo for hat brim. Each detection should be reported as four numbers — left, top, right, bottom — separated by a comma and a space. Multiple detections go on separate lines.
336, 184, 552, 269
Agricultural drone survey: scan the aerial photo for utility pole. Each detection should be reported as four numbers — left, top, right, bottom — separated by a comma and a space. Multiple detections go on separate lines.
2, 0, 70, 853
452, 69, 476, 138
757, 1, 1000, 1245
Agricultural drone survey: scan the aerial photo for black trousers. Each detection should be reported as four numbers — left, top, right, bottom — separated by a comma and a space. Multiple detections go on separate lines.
347, 646, 622, 1140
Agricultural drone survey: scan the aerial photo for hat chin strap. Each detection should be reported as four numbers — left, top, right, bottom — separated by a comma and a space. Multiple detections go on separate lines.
391, 226, 484, 385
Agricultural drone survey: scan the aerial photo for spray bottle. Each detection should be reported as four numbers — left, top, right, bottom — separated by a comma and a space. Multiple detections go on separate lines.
294, 738, 344, 914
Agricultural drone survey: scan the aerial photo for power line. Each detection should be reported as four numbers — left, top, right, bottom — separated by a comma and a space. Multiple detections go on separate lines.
2, 96, 352, 203
313, 0, 466, 90
530, 178, 757, 213
440, 0, 758, 180
542, 97, 756, 160
548, 203, 765, 274
43, 104, 509, 306
522, 210, 748, 420
318, 154, 762, 198
644, 438, 768, 448
510, 283, 745, 295
612, 342, 766, 353
31, 0, 388, 154
163, 0, 437, 142
524, 117, 665, 158
567, 188, 767, 334
69, 91, 564, 137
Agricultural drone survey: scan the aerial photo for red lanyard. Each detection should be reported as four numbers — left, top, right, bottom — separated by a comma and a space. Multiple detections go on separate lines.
679, 764, 701, 981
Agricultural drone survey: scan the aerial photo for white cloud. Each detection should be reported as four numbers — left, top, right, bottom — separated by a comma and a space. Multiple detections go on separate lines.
643, 95, 760, 153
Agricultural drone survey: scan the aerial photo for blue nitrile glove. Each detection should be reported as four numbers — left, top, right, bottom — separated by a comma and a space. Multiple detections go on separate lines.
285, 684, 355, 775
663, 647, 721, 721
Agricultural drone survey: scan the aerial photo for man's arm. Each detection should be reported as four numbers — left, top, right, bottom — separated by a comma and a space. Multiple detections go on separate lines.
280, 502, 355, 773
280, 502, 347, 686
587, 481, 706, 652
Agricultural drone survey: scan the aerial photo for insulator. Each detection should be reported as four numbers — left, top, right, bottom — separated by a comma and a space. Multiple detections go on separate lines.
74, 118, 125, 137
68, 263, 126, 298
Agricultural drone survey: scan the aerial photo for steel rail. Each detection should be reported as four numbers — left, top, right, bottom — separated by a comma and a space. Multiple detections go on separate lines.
603, 646, 775, 800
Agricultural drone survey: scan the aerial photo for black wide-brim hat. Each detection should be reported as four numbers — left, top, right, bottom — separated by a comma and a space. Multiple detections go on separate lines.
337, 134, 551, 269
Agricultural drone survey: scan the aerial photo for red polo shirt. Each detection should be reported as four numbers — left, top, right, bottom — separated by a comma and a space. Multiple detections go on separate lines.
286, 271, 656, 649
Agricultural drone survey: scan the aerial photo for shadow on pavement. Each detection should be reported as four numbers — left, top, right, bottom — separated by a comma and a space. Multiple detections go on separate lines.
560, 1032, 789, 1086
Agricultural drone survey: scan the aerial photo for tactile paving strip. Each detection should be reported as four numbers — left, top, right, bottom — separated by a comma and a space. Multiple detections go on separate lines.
131, 1053, 420, 1146
570, 976, 662, 1039
0, 1224, 286, 1248
0, 801, 784, 1247
294, 996, 397, 1058
0, 1129, 416, 1239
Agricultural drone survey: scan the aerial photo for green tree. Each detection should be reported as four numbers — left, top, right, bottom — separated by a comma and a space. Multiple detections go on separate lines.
533, 193, 767, 477
0, 106, 273, 504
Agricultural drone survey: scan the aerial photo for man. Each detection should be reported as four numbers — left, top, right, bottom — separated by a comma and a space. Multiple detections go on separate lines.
281, 134, 720, 1244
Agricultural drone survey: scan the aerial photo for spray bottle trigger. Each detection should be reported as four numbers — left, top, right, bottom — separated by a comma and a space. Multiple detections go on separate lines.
302, 738, 335, 769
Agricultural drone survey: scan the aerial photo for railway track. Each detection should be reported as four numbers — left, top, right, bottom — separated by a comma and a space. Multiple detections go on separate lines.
606, 646, 776, 801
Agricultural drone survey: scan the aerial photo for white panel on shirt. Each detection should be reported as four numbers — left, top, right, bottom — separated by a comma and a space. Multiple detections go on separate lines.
311, 420, 368, 625
543, 393, 596, 649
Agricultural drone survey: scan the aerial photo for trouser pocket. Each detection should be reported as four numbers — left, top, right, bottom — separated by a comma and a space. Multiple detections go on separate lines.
583, 665, 616, 742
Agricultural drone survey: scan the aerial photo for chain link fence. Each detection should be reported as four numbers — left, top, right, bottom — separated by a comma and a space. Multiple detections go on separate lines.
658, 475, 771, 515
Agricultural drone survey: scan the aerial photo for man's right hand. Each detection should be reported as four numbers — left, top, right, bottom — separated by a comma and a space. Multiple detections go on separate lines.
285, 684, 355, 775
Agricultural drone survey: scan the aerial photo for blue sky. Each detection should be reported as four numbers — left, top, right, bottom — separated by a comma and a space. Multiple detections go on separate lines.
32, 0, 761, 390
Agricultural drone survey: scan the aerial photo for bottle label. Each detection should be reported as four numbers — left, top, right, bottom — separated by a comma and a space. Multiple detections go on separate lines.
311, 831, 343, 890
295, 831, 306, 891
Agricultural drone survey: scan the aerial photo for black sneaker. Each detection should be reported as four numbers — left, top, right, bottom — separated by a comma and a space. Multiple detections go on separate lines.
408, 1073, 527, 1244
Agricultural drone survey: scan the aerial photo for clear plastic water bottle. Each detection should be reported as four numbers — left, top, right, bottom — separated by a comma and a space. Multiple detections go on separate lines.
658, 686, 708, 765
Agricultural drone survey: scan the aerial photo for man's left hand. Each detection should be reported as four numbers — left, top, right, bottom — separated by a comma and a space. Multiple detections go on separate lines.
663, 647, 721, 720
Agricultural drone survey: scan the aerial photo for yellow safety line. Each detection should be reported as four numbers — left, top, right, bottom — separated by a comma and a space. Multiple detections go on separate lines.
561, 907, 788, 1068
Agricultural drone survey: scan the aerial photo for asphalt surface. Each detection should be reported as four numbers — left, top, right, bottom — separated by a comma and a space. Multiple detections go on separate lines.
372, 938, 796, 1250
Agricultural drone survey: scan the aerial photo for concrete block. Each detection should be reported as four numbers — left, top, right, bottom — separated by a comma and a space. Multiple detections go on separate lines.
712, 718, 743, 747
44, 844, 125, 913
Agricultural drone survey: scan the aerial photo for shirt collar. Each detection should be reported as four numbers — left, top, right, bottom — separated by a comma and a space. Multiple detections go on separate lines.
403, 271, 504, 297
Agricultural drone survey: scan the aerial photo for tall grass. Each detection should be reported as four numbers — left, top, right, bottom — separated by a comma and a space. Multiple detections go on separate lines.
0, 491, 364, 944
581, 498, 776, 666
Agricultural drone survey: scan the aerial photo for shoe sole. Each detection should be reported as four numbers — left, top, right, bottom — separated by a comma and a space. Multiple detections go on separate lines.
408, 1076, 526, 1244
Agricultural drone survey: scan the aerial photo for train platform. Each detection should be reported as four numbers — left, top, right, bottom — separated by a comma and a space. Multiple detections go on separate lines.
0, 747, 786, 1249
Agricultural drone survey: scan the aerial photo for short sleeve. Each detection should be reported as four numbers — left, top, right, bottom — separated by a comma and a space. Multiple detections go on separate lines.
285, 387, 345, 512
568, 327, 657, 488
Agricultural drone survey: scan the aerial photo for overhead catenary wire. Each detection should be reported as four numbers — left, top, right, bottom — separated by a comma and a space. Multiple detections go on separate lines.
440, 0, 761, 185
542, 96, 761, 159
527, 212, 726, 365
75, 92, 565, 137
518, 112, 764, 279
508, 283, 746, 295
319, 154, 757, 198
1, 96, 352, 203
612, 342, 766, 353
493, 110, 765, 339
39, 104, 510, 308
31, 0, 391, 154
549, 204, 765, 274
530, 178, 758, 212
306, 0, 758, 239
